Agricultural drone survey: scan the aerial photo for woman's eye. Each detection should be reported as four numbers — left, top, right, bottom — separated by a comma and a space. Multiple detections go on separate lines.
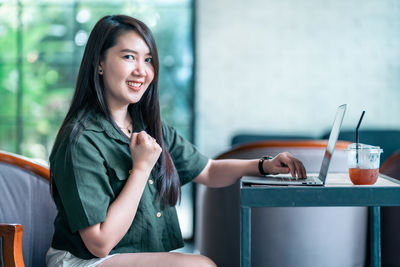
145, 57, 152, 63
124, 55, 134, 60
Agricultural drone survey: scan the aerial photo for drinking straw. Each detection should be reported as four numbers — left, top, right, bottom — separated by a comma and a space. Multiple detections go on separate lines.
356, 111, 365, 165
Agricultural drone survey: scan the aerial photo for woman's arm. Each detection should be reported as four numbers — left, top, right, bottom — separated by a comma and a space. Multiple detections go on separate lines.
193, 152, 306, 188
79, 131, 161, 258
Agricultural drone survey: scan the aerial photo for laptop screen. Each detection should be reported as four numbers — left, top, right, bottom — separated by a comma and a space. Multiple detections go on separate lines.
319, 104, 347, 181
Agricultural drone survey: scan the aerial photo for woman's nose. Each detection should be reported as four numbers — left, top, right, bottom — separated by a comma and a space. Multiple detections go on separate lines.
132, 61, 146, 76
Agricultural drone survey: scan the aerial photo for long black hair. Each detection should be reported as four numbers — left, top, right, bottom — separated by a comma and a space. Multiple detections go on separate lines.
51, 15, 180, 207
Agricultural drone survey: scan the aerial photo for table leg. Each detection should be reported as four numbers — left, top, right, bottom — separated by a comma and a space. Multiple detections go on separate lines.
241, 206, 251, 267
370, 206, 381, 267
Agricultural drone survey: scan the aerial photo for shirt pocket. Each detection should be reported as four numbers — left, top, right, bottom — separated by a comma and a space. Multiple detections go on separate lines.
107, 165, 129, 195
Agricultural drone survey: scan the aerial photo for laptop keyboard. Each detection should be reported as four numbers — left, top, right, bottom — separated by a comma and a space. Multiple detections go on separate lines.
267, 174, 320, 182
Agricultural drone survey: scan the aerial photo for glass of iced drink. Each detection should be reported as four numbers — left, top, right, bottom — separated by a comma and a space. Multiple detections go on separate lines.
347, 143, 383, 185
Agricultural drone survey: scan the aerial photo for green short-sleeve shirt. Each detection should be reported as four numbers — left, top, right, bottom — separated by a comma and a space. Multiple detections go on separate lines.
50, 110, 208, 259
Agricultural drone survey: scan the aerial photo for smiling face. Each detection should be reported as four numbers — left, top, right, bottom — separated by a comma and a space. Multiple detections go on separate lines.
99, 30, 155, 110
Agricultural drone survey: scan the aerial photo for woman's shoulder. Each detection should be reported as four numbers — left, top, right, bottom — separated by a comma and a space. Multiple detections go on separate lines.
161, 121, 177, 141
161, 120, 171, 131
161, 121, 193, 150
62, 112, 100, 140
50, 111, 101, 160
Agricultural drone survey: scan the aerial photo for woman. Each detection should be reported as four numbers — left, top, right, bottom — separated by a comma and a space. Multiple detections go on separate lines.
47, 15, 306, 267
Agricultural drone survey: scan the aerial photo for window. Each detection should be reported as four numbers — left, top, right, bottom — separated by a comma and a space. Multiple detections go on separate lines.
0, 0, 195, 239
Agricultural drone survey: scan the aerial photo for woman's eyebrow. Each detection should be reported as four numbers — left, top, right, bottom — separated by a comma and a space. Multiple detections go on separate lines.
120, 48, 137, 54
120, 48, 151, 56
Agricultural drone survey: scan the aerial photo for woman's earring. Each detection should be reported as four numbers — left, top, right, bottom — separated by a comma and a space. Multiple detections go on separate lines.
99, 69, 103, 75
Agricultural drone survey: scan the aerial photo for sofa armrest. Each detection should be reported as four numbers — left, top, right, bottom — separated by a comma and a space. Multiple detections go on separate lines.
0, 224, 25, 267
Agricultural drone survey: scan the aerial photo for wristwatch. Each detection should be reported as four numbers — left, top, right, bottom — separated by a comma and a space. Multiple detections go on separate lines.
258, 156, 273, 175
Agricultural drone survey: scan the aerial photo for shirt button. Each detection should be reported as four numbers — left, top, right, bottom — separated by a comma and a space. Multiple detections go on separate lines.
149, 179, 154, 185
156, 212, 162, 218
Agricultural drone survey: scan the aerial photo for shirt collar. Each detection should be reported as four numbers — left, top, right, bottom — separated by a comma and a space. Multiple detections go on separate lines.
84, 107, 146, 144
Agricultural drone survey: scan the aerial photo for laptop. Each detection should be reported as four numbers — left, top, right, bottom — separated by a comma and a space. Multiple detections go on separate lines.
243, 104, 347, 186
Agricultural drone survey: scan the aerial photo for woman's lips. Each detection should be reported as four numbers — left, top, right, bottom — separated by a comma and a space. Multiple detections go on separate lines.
127, 81, 143, 91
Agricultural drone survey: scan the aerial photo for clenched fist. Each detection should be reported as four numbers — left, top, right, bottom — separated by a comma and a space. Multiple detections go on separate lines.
129, 131, 162, 174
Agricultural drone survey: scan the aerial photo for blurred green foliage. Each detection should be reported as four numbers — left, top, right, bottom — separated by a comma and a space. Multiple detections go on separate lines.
0, 0, 194, 162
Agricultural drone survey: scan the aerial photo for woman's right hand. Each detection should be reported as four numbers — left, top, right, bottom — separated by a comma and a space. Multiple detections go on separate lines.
129, 131, 162, 174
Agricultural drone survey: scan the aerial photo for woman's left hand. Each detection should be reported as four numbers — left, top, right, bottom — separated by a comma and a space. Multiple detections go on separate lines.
264, 152, 307, 179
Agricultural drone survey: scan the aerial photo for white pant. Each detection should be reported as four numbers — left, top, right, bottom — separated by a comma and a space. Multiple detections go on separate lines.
46, 247, 117, 267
